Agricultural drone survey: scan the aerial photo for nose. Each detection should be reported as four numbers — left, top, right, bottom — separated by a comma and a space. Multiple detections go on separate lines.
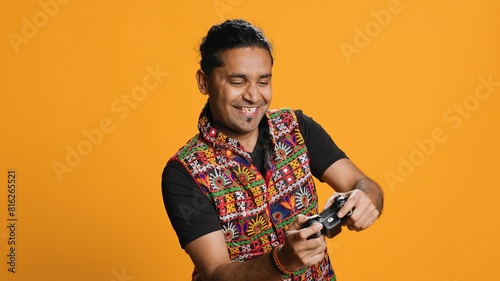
242, 82, 259, 103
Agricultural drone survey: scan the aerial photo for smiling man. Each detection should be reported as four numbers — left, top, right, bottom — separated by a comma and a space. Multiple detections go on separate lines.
162, 19, 384, 281
197, 46, 272, 151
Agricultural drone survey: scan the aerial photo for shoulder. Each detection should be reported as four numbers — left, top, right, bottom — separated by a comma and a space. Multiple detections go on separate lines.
266, 108, 302, 124
267, 108, 314, 132
267, 108, 308, 120
267, 107, 297, 116
171, 133, 206, 161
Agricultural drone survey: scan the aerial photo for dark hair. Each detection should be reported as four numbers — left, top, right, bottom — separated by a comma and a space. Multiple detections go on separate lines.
199, 19, 273, 76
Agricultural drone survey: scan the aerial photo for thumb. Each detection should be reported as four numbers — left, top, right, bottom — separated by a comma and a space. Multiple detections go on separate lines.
289, 214, 309, 230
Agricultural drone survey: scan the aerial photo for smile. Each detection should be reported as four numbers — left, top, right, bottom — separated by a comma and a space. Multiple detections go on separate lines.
236, 106, 257, 114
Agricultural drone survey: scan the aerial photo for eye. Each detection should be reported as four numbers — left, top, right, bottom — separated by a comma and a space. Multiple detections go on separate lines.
229, 80, 246, 86
258, 80, 270, 86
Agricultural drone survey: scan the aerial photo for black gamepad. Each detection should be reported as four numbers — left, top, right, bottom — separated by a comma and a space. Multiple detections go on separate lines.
303, 195, 352, 239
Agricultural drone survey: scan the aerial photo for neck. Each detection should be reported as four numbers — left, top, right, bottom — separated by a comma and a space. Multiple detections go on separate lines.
202, 105, 265, 153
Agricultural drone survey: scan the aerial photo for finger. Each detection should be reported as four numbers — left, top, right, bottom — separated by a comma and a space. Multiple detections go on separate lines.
288, 215, 324, 240
360, 215, 377, 230
338, 195, 357, 218
357, 205, 379, 230
345, 214, 371, 231
288, 214, 308, 230
346, 222, 360, 231
346, 198, 370, 221
298, 221, 323, 240
347, 204, 378, 231
305, 242, 327, 265
322, 193, 338, 209
323, 191, 351, 209
349, 214, 369, 231
347, 214, 375, 231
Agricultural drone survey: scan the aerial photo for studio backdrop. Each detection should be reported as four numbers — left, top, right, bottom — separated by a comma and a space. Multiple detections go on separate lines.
1, 1, 499, 280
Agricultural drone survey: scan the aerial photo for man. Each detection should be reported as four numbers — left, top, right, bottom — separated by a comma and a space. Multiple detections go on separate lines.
162, 19, 383, 281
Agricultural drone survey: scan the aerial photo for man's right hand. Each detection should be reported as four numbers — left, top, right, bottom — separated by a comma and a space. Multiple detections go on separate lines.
184, 214, 326, 281
277, 214, 327, 273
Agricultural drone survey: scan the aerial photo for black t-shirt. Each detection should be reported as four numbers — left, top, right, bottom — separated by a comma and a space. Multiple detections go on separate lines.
161, 110, 347, 248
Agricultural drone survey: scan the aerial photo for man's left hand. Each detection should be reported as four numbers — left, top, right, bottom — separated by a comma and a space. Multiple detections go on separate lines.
323, 189, 380, 232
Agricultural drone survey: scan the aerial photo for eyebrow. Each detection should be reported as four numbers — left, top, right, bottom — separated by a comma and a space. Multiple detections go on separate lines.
227, 73, 272, 79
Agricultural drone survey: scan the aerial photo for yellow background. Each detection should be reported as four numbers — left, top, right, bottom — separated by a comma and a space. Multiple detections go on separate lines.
1, 0, 499, 280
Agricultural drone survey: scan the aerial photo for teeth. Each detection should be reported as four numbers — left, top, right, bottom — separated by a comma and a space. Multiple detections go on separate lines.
240, 107, 256, 113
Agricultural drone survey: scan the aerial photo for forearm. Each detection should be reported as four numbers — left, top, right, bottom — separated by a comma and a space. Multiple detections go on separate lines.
203, 252, 283, 281
186, 217, 326, 281
354, 177, 384, 215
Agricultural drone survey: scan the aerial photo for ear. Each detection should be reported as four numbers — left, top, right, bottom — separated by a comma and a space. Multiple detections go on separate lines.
196, 69, 209, 95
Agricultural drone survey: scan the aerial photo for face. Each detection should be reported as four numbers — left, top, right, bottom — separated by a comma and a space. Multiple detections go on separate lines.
197, 47, 273, 143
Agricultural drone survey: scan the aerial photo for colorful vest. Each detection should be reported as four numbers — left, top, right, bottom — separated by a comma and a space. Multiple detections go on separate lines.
173, 108, 335, 281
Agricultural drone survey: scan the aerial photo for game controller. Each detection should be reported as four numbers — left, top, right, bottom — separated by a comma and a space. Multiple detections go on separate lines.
303, 195, 352, 239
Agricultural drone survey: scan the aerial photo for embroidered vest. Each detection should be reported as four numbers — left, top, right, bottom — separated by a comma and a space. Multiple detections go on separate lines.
173, 108, 335, 281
